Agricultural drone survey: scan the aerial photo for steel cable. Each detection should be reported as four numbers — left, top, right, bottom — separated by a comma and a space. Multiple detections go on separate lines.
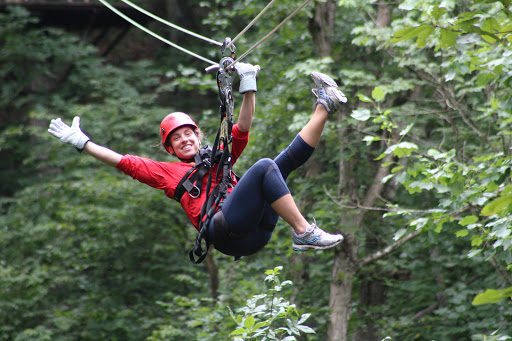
227, 0, 313, 69
98, 0, 312, 70
225, 0, 278, 50
97, 0, 218, 66
119, 0, 223, 47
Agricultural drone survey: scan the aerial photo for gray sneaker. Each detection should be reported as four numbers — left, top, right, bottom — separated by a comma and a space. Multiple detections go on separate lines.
292, 223, 344, 251
311, 72, 347, 114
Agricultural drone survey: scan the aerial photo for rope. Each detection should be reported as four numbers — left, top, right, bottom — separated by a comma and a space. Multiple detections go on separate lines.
227, 0, 313, 69
119, 0, 223, 47
225, 0, 278, 50
97, 0, 218, 66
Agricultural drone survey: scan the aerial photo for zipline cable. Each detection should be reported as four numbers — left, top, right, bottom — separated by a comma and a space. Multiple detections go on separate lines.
97, 0, 218, 66
98, 0, 312, 71
119, 0, 223, 47
226, 0, 313, 69
225, 0, 278, 50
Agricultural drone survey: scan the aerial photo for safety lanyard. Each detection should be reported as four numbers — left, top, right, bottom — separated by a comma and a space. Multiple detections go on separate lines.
189, 39, 237, 264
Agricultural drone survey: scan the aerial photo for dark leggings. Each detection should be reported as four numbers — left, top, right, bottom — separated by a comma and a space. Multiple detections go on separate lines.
208, 134, 315, 257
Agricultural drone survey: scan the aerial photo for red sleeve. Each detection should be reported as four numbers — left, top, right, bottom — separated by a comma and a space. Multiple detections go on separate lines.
116, 155, 191, 199
231, 124, 249, 164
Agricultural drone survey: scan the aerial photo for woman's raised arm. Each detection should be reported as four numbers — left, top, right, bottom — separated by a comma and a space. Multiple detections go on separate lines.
48, 116, 122, 168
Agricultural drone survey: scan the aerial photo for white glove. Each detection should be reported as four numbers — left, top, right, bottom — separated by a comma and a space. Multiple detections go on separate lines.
235, 62, 260, 94
48, 116, 90, 151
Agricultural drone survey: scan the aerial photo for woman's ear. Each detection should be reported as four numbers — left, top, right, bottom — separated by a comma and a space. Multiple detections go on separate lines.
194, 128, 203, 144
164, 140, 175, 155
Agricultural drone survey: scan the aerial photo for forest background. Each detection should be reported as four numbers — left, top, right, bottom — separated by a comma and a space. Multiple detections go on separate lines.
1, 0, 512, 340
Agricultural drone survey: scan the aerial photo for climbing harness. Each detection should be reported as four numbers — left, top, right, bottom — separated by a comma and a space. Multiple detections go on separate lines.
188, 38, 238, 264
173, 145, 216, 202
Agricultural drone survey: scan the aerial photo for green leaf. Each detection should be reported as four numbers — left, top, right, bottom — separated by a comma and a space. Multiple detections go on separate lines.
394, 228, 407, 240
468, 249, 482, 257
375, 152, 387, 161
440, 29, 460, 48
416, 25, 435, 48
296, 325, 316, 334
363, 135, 381, 145
391, 25, 428, 43
372, 87, 386, 102
493, 226, 511, 238
244, 315, 255, 330
356, 93, 373, 103
472, 286, 512, 305
456, 229, 469, 237
391, 25, 435, 46
230, 328, 249, 336
253, 321, 270, 330
391, 165, 404, 173
431, 6, 447, 20
385, 142, 418, 158
351, 109, 371, 121
398, 0, 421, 11
282, 336, 297, 341
481, 194, 512, 216
459, 215, 478, 226
400, 124, 413, 136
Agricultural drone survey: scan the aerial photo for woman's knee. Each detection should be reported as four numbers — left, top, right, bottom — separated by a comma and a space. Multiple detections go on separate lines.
253, 158, 278, 175
255, 158, 276, 167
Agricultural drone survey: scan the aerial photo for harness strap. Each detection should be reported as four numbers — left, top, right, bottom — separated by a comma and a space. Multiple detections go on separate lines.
189, 43, 236, 264
174, 146, 215, 203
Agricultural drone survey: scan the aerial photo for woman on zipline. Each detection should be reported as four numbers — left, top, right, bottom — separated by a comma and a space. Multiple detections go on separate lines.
48, 63, 347, 259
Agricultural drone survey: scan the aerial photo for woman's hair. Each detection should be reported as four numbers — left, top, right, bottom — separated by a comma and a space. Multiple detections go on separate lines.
161, 125, 204, 156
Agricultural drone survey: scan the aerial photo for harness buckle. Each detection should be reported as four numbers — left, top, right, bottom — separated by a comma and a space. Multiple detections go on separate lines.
189, 185, 201, 199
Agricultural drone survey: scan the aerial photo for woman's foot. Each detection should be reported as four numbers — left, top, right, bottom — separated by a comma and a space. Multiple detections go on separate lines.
292, 222, 344, 251
311, 72, 347, 114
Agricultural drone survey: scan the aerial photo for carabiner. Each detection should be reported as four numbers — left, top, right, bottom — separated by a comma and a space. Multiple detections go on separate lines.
221, 37, 236, 58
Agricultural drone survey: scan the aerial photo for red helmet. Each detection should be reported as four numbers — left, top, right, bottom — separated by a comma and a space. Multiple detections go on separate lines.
160, 112, 198, 153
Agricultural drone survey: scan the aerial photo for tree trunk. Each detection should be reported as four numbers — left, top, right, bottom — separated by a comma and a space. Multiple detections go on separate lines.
308, 0, 336, 58
205, 251, 219, 301
327, 235, 358, 341
325, 4, 395, 340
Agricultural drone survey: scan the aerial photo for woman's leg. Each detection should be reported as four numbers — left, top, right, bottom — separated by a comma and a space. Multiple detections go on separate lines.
299, 104, 329, 148
212, 72, 346, 255
221, 158, 289, 235
273, 104, 328, 182
270, 193, 309, 234
261, 103, 329, 227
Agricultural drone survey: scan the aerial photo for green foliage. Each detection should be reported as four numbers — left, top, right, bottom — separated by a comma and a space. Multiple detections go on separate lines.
351, 0, 512, 292
228, 267, 315, 341
2, 0, 512, 340
347, 0, 512, 338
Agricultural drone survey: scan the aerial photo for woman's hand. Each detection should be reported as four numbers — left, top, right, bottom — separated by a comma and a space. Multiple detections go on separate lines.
235, 62, 260, 94
48, 116, 90, 151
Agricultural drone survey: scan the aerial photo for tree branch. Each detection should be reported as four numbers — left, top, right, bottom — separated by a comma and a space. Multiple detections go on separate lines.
358, 229, 421, 267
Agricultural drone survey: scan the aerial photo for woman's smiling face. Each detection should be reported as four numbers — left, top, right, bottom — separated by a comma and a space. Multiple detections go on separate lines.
169, 125, 200, 160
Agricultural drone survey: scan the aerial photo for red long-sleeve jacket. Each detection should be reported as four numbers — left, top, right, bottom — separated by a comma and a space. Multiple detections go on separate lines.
117, 125, 249, 230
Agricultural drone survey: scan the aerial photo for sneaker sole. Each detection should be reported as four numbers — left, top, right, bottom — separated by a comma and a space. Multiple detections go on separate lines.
332, 88, 348, 104
311, 72, 338, 87
311, 72, 348, 105
292, 236, 344, 251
